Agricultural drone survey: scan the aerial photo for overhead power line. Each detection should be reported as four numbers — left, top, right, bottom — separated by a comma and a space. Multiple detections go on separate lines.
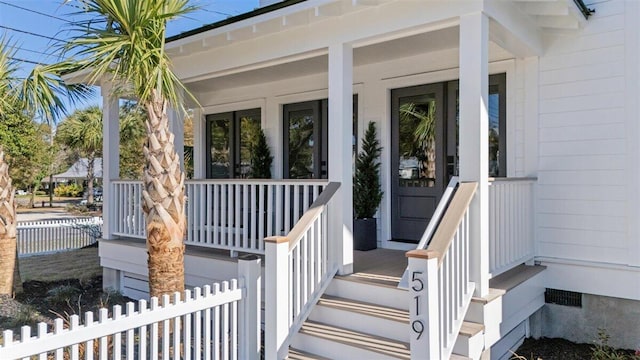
8, 56, 49, 66
202, 8, 234, 17
0, 1, 70, 22
0, 25, 67, 43
18, 47, 56, 57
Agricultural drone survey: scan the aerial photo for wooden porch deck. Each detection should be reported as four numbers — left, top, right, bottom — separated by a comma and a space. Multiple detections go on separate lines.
346, 248, 408, 286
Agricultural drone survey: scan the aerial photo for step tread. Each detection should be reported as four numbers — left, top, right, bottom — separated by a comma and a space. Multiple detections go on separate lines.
460, 321, 484, 337
450, 354, 472, 360
288, 348, 332, 360
318, 294, 409, 323
471, 288, 506, 304
489, 264, 546, 292
334, 272, 402, 289
300, 320, 410, 359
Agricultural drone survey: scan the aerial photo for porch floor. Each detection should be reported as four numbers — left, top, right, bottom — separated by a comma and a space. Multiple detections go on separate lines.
346, 248, 407, 287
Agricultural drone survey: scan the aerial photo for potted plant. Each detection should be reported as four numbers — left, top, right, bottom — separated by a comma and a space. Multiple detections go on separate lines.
353, 121, 383, 251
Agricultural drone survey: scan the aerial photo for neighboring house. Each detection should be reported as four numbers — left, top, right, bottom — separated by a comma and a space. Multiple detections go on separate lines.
44, 157, 103, 183
70, 0, 640, 358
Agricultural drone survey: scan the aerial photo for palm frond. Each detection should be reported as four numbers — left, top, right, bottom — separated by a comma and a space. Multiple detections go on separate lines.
0, 37, 20, 117
18, 63, 93, 124
64, 0, 199, 113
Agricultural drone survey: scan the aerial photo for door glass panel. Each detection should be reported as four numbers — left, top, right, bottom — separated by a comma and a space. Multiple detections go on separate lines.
238, 114, 261, 178
450, 76, 505, 178
488, 92, 500, 177
209, 116, 230, 178
288, 109, 315, 179
398, 94, 437, 188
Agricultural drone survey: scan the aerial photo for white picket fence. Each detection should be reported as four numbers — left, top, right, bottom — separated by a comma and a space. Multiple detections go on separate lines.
17, 217, 103, 257
0, 257, 262, 360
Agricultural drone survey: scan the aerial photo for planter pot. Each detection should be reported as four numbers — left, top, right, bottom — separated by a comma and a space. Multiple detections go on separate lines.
354, 218, 377, 251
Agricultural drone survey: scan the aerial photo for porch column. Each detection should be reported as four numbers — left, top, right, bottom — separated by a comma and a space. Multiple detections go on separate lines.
459, 12, 490, 297
192, 108, 205, 178
101, 81, 119, 240
328, 43, 354, 275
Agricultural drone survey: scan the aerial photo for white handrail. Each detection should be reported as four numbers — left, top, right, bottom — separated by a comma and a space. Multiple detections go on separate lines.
264, 182, 341, 360
408, 182, 477, 360
399, 176, 459, 289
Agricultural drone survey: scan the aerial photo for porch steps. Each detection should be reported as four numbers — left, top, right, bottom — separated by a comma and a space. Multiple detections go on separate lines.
288, 275, 484, 359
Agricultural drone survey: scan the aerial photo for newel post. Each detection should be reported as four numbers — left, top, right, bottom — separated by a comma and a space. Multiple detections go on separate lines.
406, 250, 440, 360
265, 236, 289, 360
238, 254, 262, 360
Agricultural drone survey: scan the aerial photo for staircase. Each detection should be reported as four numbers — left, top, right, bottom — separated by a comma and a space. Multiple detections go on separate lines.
287, 273, 488, 359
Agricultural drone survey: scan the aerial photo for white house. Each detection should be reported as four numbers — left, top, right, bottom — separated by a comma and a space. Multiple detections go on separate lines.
89, 0, 640, 358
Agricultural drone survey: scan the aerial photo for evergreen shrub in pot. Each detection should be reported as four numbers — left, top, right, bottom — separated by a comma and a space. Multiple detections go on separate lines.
353, 122, 383, 251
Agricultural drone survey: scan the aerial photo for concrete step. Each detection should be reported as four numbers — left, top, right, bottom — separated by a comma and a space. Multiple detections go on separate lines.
291, 320, 410, 360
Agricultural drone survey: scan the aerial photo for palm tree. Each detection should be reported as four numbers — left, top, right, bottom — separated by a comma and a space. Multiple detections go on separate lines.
62, 0, 198, 297
57, 106, 103, 205
0, 38, 89, 296
57, 105, 147, 203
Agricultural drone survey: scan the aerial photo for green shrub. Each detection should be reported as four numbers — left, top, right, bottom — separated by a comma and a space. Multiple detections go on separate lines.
54, 183, 83, 197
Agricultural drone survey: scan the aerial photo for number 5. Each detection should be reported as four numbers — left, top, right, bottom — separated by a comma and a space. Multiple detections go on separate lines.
411, 271, 424, 292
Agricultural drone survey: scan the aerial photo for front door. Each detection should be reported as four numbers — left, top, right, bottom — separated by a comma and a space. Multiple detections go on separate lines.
391, 84, 445, 241
206, 109, 261, 178
283, 100, 329, 179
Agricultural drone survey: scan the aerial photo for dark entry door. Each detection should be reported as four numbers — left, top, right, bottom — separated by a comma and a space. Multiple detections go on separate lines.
283, 100, 328, 179
391, 84, 445, 241
206, 109, 261, 179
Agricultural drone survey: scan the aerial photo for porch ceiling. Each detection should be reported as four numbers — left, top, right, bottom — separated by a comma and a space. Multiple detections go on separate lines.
168, 0, 588, 90
186, 27, 513, 93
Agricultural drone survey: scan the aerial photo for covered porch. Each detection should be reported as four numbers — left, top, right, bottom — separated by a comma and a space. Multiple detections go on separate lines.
99, 0, 552, 282
94, 0, 586, 357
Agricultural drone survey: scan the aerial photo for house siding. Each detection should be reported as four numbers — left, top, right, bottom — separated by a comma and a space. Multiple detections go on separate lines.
536, 0, 630, 265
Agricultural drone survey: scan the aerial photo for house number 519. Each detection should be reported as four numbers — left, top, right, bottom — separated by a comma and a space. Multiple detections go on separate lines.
411, 271, 425, 340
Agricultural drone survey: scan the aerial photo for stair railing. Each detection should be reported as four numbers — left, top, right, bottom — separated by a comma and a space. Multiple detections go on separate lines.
264, 182, 341, 360
406, 182, 477, 360
399, 176, 459, 289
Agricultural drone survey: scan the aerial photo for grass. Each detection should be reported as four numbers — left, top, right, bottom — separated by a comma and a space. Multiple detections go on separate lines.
19, 246, 101, 282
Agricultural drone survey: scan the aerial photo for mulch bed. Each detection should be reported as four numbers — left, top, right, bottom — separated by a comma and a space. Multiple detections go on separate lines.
0, 276, 130, 334
514, 337, 594, 359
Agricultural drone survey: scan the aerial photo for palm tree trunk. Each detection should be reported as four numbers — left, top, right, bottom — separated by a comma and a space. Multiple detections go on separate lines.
0, 146, 18, 295
142, 90, 186, 298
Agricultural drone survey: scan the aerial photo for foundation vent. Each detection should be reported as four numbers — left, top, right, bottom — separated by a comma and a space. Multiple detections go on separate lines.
545, 288, 582, 307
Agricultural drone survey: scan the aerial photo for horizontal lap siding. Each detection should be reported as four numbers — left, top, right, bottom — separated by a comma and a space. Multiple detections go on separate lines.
537, 0, 627, 264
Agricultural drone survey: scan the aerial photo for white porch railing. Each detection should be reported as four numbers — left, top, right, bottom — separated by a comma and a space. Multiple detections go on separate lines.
488, 177, 536, 277
17, 217, 102, 257
264, 182, 340, 360
113, 180, 145, 238
0, 257, 261, 360
112, 179, 328, 255
407, 182, 477, 360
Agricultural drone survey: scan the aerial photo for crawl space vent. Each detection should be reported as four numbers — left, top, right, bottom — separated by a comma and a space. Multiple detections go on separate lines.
545, 288, 582, 307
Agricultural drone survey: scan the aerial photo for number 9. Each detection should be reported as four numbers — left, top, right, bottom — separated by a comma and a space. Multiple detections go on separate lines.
412, 320, 424, 340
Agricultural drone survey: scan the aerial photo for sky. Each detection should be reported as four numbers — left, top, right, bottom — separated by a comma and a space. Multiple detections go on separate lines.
0, 0, 260, 115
